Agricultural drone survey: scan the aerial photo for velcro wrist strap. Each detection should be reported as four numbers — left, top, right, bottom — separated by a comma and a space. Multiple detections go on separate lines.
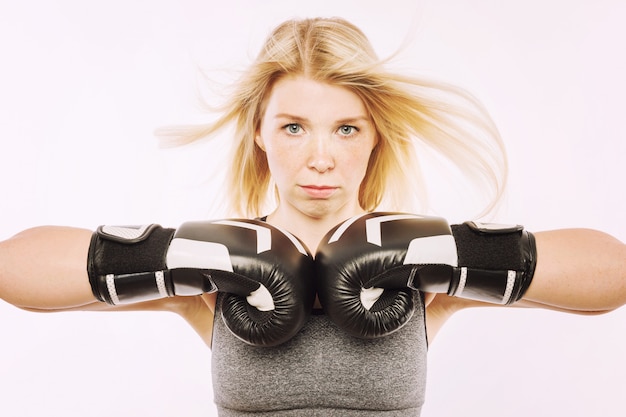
87, 224, 176, 303
94, 271, 175, 305
449, 222, 537, 304
447, 268, 520, 304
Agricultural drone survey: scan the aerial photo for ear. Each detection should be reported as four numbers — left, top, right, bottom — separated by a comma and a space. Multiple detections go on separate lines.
255, 131, 266, 152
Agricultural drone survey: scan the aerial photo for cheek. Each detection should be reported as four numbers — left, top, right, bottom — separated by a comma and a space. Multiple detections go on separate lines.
348, 146, 375, 174
264, 145, 298, 178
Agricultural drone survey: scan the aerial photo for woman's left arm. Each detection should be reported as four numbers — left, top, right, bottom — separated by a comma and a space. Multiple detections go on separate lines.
521, 228, 626, 313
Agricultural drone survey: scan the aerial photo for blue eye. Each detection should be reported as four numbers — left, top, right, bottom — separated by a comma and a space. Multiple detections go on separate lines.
284, 123, 302, 134
338, 125, 358, 136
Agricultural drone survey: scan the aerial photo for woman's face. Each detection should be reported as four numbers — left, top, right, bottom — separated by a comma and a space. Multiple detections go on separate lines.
256, 75, 377, 222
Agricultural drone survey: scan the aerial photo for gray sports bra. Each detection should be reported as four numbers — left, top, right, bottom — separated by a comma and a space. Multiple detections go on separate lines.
211, 291, 428, 416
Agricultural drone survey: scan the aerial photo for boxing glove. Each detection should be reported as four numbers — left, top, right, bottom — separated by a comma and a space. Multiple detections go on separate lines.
88, 219, 315, 346
315, 212, 537, 339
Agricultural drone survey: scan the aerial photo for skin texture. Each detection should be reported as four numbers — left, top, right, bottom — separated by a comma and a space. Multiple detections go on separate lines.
0, 76, 625, 349
255, 75, 378, 253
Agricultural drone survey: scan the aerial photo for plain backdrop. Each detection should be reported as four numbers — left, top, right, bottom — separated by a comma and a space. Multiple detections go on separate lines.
1, 0, 625, 416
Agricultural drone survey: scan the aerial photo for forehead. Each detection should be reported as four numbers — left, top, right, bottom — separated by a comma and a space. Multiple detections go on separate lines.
263, 75, 368, 118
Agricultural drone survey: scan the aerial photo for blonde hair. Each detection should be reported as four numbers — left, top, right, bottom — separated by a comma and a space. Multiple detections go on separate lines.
157, 17, 507, 218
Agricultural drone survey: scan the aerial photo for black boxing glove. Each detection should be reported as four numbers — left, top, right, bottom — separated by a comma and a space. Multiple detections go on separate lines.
88, 219, 315, 346
315, 212, 537, 339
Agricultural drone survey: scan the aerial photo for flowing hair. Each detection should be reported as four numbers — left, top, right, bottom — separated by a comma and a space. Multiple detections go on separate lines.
156, 17, 507, 218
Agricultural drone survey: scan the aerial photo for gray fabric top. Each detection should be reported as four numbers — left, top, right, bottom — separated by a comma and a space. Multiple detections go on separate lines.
211, 292, 427, 416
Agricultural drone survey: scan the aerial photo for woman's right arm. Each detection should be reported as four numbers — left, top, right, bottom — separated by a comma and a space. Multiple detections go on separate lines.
0, 226, 96, 310
0, 225, 192, 313
0, 226, 216, 346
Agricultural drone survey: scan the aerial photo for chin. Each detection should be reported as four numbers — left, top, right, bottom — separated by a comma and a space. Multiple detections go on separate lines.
301, 200, 359, 223
288, 199, 331, 218
302, 203, 334, 219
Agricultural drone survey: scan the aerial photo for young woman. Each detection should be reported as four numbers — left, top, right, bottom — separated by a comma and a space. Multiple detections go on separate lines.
1, 17, 624, 416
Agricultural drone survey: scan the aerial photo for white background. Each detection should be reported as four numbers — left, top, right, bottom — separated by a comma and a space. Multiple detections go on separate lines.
1, 0, 625, 416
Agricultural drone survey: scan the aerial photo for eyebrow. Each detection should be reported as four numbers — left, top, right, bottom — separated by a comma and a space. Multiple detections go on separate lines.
273, 113, 371, 124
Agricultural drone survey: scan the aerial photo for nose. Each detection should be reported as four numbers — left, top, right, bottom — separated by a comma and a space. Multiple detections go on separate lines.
307, 135, 335, 173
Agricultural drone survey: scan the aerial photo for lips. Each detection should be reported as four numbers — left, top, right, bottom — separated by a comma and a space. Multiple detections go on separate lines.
300, 185, 337, 198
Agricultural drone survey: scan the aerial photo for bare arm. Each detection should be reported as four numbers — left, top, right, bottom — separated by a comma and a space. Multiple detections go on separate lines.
0, 226, 188, 313
0, 226, 96, 310
521, 228, 626, 313
0, 225, 216, 345
438, 228, 626, 316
